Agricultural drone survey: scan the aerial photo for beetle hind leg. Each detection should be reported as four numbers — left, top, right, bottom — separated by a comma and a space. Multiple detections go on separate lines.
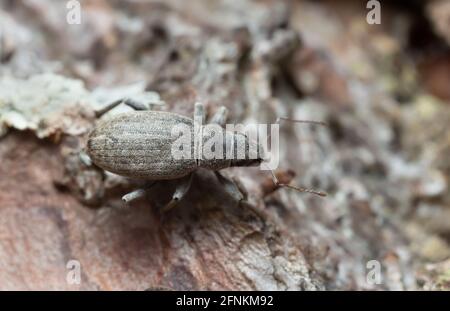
194, 102, 206, 123
95, 92, 165, 117
161, 174, 194, 212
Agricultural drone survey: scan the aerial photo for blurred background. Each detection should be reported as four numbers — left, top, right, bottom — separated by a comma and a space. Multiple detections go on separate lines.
0, 0, 449, 290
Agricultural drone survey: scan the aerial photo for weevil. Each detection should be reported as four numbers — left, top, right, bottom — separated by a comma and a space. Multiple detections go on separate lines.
86, 95, 326, 211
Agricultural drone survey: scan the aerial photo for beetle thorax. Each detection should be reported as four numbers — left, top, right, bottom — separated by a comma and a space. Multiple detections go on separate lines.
197, 129, 265, 170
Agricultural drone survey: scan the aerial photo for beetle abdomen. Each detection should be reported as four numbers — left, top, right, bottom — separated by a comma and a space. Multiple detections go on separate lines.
87, 111, 197, 180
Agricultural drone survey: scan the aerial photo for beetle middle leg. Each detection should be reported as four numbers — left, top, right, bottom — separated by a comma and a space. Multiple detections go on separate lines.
122, 181, 157, 203
161, 173, 194, 212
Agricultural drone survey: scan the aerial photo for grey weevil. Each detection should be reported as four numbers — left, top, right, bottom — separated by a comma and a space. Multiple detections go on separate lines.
86, 96, 326, 211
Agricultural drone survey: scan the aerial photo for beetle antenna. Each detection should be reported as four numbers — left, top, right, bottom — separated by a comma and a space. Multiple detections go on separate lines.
275, 117, 327, 127
264, 164, 327, 197
267, 116, 327, 143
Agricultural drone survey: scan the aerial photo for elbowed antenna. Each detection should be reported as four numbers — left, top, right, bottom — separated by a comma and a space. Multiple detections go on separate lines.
275, 117, 328, 127
267, 115, 328, 142
262, 116, 328, 197
262, 163, 327, 197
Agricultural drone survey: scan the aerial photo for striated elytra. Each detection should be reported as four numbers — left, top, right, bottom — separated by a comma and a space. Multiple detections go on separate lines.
87, 110, 198, 180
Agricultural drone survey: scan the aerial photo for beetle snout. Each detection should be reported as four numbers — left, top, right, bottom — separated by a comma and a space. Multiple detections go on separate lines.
227, 133, 266, 167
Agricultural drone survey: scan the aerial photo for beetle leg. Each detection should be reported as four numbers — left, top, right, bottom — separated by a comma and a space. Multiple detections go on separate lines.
161, 174, 194, 212
122, 189, 147, 203
214, 171, 267, 221
122, 182, 156, 203
95, 93, 165, 117
194, 102, 206, 124
214, 171, 246, 202
79, 150, 92, 166
122, 97, 165, 111
95, 98, 124, 117
209, 106, 228, 127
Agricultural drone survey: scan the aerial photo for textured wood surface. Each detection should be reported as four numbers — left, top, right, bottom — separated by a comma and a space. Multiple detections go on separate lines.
0, 132, 322, 290
1, 0, 450, 291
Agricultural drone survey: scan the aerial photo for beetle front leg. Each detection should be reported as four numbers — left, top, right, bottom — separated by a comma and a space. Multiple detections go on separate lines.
209, 106, 228, 127
161, 174, 194, 212
214, 171, 246, 202
214, 171, 267, 221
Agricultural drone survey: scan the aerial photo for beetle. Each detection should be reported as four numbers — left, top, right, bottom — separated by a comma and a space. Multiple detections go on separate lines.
86, 95, 326, 211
